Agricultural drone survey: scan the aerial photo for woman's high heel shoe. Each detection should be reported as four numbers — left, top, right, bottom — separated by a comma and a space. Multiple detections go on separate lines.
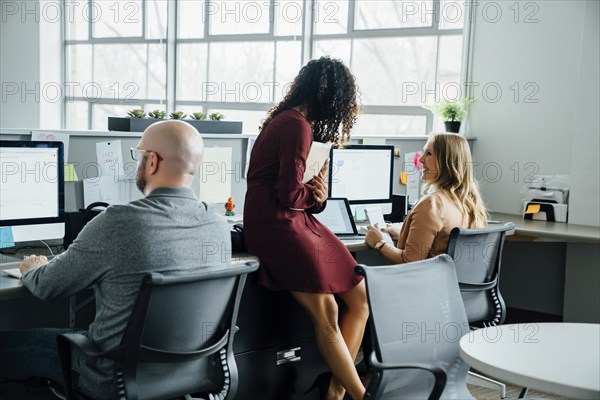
304, 371, 332, 400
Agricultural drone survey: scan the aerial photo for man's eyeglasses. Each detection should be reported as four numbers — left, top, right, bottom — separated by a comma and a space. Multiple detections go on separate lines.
130, 148, 163, 161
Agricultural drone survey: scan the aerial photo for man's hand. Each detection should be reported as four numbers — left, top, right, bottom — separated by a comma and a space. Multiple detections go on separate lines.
19, 255, 48, 276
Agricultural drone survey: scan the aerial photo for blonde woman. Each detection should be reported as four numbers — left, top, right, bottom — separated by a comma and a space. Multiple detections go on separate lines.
366, 133, 488, 263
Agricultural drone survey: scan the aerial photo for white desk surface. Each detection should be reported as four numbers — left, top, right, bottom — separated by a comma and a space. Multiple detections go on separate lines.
490, 212, 600, 243
2, 238, 369, 300
460, 323, 600, 399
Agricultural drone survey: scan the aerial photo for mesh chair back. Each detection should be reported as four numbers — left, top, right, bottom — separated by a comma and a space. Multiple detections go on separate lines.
120, 262, 258, 400
357, 255, 472, 399
446, 223, 514, 325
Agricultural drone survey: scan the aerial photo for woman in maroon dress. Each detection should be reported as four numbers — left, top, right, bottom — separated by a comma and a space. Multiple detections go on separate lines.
244, 57, 367, 400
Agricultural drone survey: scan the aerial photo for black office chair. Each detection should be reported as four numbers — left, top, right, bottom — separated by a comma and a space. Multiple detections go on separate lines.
446, 222, 514, 328
446, 222, 515, 398
56, 261, 259, 400
356, 255, 473, 400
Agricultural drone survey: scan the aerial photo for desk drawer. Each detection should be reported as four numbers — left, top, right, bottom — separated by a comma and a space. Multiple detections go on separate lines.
235, 337, 327, 400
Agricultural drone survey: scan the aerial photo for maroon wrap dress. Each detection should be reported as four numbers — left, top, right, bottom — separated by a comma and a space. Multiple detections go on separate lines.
243, 109, 361, 293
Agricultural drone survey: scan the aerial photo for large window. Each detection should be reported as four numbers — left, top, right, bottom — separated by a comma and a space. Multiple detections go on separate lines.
65, 0, 467, 135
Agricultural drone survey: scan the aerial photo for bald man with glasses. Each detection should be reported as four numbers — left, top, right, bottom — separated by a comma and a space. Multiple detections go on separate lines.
0, 121, 231, 399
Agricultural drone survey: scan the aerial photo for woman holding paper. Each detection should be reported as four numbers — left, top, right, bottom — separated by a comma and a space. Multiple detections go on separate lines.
365, 132, 488, 263
244, 57, 367, 400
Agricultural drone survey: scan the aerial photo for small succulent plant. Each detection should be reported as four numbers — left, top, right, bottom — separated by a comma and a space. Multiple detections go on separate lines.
127, 109, 146, 118
189, 112, 207, 120
148, 110, 167, 119
170, 111, 187, 120
424, 98, 475, 122
209, 112, 225, 121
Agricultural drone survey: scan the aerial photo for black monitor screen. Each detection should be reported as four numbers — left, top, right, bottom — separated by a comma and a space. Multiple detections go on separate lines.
328, 145, 394, 205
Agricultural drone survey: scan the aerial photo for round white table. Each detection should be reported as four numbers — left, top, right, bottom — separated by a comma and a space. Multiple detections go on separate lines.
459, 323, 600, 399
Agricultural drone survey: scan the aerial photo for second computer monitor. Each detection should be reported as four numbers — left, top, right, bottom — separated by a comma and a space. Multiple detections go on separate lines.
328, 145, 394, 215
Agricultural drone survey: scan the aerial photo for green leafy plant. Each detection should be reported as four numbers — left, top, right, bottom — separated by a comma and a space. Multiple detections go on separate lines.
127, 109, 146, 118
148, 110, 167, 119
209, 112, 225, 121
170, 111, 187, 120
189, 112, 207, 120
425, 98, 475, 122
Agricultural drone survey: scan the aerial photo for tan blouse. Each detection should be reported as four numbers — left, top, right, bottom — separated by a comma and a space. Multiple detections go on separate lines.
387, 191, 465, 264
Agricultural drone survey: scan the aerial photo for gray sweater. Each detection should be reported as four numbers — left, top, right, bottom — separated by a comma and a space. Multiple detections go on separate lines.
22, 187, 231, 399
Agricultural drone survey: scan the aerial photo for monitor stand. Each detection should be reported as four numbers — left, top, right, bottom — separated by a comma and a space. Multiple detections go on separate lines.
351, 205, 367, 223
350, 203, 393, 223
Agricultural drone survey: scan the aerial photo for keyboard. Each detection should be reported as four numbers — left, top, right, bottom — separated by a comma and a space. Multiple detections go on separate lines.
1, 262, 22, 278
338, 235, 366, 241
1, 255, 56, 279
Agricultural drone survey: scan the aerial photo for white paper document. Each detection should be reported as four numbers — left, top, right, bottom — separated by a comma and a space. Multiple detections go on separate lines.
200, 147, 233, 204
365, 206, 394, 245
303, 142, 331, 183
83, 176, 142, 207
31, 131, 70, 162
96, 140, 125, 178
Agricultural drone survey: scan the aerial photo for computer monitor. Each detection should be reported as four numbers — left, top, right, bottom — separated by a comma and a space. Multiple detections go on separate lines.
328, 145, 394, 216
0, 141, 65, 246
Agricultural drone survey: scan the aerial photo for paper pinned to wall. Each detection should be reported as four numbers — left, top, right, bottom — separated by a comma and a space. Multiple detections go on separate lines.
96, 140, 125, 179
83, 176, 143, 207
404, 151, 422, 204
200, 147, 233, 204
31, 131, 70, 162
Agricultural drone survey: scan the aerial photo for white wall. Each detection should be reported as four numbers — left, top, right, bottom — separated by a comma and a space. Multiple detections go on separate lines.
468, 0, 599, 227
0, 0, 62, 129
0, 0, 41, 128
568, 0, 600, 226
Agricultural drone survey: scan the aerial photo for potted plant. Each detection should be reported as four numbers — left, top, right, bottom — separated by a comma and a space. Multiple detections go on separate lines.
148, 110, 167, 119
169, 111, 187, 120
209, 112, 225, 121
108, 109, 243, 134
189, 112, 207, 120
127, 109, 146, 118
108, 108, 155, 132
425, 98, 475, 133
185, 111, 242, 134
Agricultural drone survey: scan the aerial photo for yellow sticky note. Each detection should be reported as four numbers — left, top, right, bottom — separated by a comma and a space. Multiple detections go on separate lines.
400, 172, 408, 185
525, 204, 541, 214
64, 163, 78, 182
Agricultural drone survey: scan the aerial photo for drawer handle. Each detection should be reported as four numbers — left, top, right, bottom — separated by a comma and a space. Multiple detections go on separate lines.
276, 347, 301, 365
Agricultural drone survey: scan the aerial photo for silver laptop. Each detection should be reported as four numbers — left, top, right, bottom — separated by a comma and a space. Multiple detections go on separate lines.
314, 198, 365, 240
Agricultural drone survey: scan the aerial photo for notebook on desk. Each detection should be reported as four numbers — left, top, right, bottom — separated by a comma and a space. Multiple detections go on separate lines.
314, 198, 365, 240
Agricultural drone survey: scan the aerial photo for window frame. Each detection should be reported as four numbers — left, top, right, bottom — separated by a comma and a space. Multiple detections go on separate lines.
63, 0, 473, 135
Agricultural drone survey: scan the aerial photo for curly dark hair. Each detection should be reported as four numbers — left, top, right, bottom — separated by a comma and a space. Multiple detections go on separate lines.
260, 56, 360, 145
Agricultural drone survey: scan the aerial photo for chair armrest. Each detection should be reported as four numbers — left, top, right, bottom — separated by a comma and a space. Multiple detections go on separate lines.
368, 351, 447, 400
459, 275, 498, 292
139, 329, 230, 362
60, 333, 123, 359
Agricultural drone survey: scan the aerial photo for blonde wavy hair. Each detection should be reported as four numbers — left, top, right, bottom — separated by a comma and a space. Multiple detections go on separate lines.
423, 133, 489, 228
